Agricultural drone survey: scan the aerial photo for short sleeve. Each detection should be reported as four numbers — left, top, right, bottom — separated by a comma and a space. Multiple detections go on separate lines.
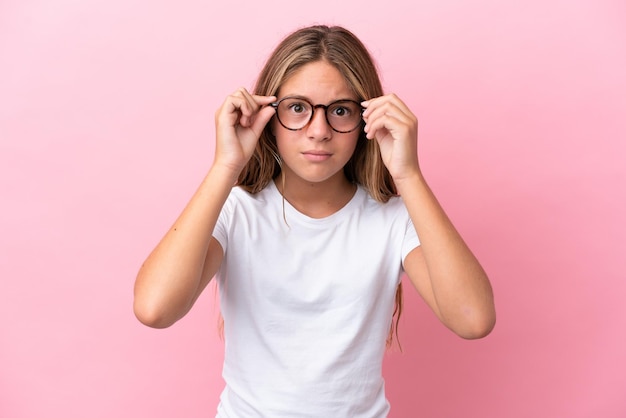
401, 216, 420, 262
212, 192, 233, 253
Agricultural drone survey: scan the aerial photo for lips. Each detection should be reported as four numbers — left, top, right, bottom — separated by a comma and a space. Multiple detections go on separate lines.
303, 150, 332, 156
302, 150, 332, 161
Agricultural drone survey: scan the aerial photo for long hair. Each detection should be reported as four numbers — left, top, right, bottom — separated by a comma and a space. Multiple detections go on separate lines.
236, 25, 403, 348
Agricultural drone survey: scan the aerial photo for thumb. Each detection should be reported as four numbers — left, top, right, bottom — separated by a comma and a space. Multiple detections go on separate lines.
249, 105, 276, 138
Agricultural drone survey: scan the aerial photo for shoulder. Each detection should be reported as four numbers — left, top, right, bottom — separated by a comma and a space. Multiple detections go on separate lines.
358, 187, 408, 217
220, 183, 280, 225
226, 184, 273, 206
215, 183, 277, 240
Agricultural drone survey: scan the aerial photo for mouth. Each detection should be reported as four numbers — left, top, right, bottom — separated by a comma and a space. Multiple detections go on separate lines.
302, 150, 332, 162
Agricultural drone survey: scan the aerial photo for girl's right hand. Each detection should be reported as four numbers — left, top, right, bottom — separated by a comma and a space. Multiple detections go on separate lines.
214, 88, 276, 175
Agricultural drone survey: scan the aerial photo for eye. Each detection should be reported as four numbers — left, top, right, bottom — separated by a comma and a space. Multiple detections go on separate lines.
329, 102, 357, 118
285, 101, 310, 114
333, 107, 348, 117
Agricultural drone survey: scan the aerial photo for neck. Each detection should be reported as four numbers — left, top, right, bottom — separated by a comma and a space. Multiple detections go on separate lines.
274, 172, 356, 219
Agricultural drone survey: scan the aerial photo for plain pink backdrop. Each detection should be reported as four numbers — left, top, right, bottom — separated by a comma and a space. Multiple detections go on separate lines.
1, 0, 624, 417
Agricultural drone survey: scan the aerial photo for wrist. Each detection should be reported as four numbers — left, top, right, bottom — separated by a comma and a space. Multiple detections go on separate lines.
393, 168, 425, 194
208, 161, 242, 186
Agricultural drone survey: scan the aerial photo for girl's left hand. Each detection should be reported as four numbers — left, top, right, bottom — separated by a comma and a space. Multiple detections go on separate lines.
361, 94, 420, 182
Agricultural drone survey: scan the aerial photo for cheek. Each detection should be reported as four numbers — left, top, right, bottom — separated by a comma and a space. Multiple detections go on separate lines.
271, 120, 291, 156
274, 129, 294, 157
344, 133, 361, 154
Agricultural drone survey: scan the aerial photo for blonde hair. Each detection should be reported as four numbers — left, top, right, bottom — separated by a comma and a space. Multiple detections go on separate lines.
236, 25, 403, 348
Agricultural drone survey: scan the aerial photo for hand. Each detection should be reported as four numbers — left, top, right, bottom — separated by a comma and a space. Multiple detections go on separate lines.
361, 94, 420, 182
214, 88, 276, 175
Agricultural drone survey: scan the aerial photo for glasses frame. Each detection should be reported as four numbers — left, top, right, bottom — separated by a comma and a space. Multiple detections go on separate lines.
269, 96, 364, 134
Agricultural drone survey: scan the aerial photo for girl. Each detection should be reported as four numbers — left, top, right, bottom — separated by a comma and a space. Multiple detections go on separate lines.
134, 25, 495, 417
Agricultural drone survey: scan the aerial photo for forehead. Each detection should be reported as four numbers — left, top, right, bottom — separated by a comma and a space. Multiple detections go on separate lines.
278, 61, 356, 101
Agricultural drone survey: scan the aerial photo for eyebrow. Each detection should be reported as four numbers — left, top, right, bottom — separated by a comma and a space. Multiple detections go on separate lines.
278, 95, 361, 104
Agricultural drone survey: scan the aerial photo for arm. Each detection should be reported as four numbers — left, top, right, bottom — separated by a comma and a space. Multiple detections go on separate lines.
362, 94, 495, 339
133, 89, 276, 328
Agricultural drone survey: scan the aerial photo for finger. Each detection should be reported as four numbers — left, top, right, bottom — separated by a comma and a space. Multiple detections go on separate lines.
218, 95, 250, 128
365, 102, 413, 129
252, 94, 277, 106
363, 99, 410, 125
234, 88, 258, 128
237, 89, 277, 108
364, 105, 414, 140
231, 87, 276, 109
362, 93, 414, 121
237, 89, 276, 128
365, 112, 413, 141
248, 105, 277, 138
242, 95, 277, 129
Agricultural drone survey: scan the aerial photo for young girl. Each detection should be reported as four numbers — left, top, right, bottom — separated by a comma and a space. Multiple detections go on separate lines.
134, 25, 495, 417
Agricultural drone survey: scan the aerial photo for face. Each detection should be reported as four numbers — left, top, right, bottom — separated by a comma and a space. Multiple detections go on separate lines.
273, 60, 361, 190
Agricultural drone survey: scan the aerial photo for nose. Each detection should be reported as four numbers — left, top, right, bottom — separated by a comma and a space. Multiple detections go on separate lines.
305, 107, 332, 141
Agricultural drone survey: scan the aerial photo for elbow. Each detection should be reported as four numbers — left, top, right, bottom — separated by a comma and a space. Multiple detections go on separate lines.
455, 307, 496, 340
133, 272, 187, 329
133, 296, 178, 329
454, 280, 497, 340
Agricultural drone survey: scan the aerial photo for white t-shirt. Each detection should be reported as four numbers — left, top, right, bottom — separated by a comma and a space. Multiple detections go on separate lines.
212, 181, 420, 418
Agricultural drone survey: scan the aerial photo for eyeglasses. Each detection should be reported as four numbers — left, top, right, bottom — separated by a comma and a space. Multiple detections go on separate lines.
269, 96, 364, 133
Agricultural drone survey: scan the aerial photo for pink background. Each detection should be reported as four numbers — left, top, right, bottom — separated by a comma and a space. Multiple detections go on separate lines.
1, 0, 625, 417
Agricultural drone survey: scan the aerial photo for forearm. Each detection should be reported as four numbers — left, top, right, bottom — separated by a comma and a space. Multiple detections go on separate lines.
397, 171, 495, 338
133, 164, 238, 328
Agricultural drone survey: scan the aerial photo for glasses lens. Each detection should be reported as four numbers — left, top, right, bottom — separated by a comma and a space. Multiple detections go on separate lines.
275, 98, 363, 132
327, 101, 362, 132
277, 98, 312, 130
